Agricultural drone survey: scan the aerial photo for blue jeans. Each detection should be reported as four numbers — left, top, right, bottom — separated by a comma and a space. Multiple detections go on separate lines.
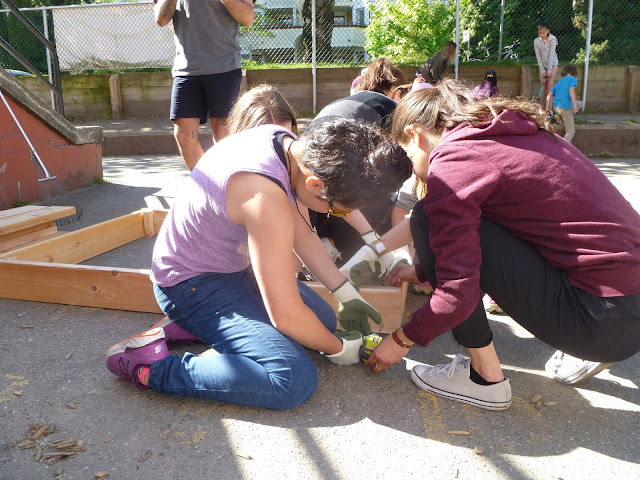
150, 268, 337, 410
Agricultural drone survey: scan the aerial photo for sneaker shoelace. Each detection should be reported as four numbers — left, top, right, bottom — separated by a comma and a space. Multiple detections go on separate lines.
429, 354, 466, 378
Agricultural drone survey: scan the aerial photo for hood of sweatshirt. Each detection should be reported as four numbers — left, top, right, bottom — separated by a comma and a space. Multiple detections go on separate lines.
440, 110, 540, 145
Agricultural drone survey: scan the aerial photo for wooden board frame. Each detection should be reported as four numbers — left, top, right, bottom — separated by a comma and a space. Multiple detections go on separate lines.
0, 209, 408, 333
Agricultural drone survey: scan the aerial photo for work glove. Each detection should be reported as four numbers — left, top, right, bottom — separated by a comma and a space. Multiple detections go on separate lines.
340, 231, 411, 286
331, 280, 382, 336
324, 331, 363, 366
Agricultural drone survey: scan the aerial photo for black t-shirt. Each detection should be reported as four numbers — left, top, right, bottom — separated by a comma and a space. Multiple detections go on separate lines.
306, 91, 397, 133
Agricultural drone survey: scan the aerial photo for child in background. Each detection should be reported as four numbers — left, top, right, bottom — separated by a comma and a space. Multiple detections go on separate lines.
473, 70, 499, 100
534, 22, 558, 107
416, 41, 457, 85
546, 65, 582, 143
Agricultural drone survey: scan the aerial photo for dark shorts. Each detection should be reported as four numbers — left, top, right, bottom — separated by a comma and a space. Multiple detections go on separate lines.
170, 69, 242, 124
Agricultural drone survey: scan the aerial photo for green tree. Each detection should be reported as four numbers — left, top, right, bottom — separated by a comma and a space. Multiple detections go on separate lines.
365, 0, 456, 64
300, 0, 335, 62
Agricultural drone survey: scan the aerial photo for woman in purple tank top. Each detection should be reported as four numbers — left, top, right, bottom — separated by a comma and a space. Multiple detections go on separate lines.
104, 104, 413, 410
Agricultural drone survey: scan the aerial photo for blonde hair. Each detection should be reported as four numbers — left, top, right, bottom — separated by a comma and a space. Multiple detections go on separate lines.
356, 57, 407, 96
227, 84, 297, 135
391, 78, 554, 144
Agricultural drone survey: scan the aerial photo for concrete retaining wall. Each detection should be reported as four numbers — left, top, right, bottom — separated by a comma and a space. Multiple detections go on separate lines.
17, 65, 640, 119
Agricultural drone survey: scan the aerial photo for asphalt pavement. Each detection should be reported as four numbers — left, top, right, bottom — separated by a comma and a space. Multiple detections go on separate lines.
1, 152, 639, 480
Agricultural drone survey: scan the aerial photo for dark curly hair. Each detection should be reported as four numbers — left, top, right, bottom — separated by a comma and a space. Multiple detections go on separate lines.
301, 118, 412, 208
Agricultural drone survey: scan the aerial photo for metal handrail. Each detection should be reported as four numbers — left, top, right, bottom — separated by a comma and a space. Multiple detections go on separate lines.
0, 0, 64, 115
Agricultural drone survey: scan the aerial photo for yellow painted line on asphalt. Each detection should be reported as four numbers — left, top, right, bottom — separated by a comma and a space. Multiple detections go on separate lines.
0, 374, 29, 403
417, 390, 450, 443
160, 429, 207, 445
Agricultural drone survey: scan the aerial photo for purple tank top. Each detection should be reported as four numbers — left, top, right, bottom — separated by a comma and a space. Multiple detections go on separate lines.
151, 125, 296, 286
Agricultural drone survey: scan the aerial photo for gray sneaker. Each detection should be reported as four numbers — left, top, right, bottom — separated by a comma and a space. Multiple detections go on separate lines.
545, 350, 613, 385
411, 355, 512, 410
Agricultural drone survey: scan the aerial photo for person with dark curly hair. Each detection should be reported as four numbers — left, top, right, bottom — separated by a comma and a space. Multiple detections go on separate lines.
104, 117, 412, 410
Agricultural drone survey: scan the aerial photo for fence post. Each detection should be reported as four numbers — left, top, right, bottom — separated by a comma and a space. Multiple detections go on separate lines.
42, 6, 54, 110
311, 0, 317, 113
520, 65, 532, 99
628, 65, 640, 112
109, 74, 122, 120
581, 0, 594, 111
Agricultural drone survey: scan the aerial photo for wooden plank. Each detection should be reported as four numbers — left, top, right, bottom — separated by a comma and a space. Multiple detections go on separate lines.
306, 282, 405, 333
0, 259, 405, 330
152, 209, 169, 235
142, 209, 154, 237
0, 206, 76, 236
0, 260, 162, 313
0, 205, 43, 219
0, 221, 56, 243
0, 225, 60, 253
0, 212, 145, 264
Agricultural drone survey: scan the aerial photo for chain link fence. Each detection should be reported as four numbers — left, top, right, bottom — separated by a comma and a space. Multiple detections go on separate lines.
459, 0, 640, 66
0, 0, 638, 75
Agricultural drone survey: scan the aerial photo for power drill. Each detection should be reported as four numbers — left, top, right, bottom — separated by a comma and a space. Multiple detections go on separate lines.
359, 333, 383, 363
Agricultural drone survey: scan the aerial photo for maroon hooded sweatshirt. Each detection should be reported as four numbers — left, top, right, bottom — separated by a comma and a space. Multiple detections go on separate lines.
404, 110, 640, 347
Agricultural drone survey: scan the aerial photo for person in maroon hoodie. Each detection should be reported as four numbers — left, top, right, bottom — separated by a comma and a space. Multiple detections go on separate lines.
357, 79, 640, 410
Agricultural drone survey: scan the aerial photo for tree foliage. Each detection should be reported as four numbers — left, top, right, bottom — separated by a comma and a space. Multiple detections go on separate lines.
365, 0, 456, 64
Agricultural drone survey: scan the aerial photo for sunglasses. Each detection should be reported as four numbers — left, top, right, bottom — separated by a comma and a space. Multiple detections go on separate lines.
326, 199, 352, 217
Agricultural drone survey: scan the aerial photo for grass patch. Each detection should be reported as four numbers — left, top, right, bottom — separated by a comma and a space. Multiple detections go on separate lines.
624, 119, 639, 124
94, 176, 105, 185
12, 200, 32, 208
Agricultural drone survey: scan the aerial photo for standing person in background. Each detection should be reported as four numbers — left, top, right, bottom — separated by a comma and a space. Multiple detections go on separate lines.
154, 0, 255, 170
534, 22, 558, 108
546, 65, 583, 143
416, 41, 457, 86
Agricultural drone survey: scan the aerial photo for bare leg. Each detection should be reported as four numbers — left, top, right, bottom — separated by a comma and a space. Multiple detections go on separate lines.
211, 117, 229, 143
467, 341, 505, 382
174, 117, 204, 171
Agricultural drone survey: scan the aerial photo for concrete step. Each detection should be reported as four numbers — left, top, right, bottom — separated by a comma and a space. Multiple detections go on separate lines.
75, 116, 640, 158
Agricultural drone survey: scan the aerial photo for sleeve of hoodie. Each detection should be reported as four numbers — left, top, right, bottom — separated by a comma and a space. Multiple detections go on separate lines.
534, 38, 543, 71
546, 35, 558, 72
402, 144, 501, 347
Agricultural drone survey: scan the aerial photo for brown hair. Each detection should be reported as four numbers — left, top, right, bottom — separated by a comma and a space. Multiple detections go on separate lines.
391, 78, 554, 143
356, 57, 407, 96
561, 64, 578, 77
444, 41, 457, 61
227, 84, 297, 135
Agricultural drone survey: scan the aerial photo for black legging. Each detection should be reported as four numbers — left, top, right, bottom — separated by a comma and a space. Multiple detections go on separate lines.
410, 199, 640, 363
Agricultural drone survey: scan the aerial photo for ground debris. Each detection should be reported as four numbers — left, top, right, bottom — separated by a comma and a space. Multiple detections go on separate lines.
19, 325, 35, 329
139, 450, 152, 462
65, 353, 73, 361
473, 445, 485, 455
94, 472, 109, 479
13, 391, 23, 397
529, 394, 543, 404
66, 403, 78, 410
447, 430, 470, 435
17, 425, 84, 467
544, 401, 558, 407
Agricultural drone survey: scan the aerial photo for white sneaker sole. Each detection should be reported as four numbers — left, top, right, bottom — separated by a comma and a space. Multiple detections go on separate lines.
411, 369, 512, 411
104, 327, 165, 359
550, 360, 613, 385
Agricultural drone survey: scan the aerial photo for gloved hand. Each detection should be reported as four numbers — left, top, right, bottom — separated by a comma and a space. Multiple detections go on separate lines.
340, 231, 412, 286
331, 280, 382, 336
324, 331, 363, 365
339, 230, 395, 285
